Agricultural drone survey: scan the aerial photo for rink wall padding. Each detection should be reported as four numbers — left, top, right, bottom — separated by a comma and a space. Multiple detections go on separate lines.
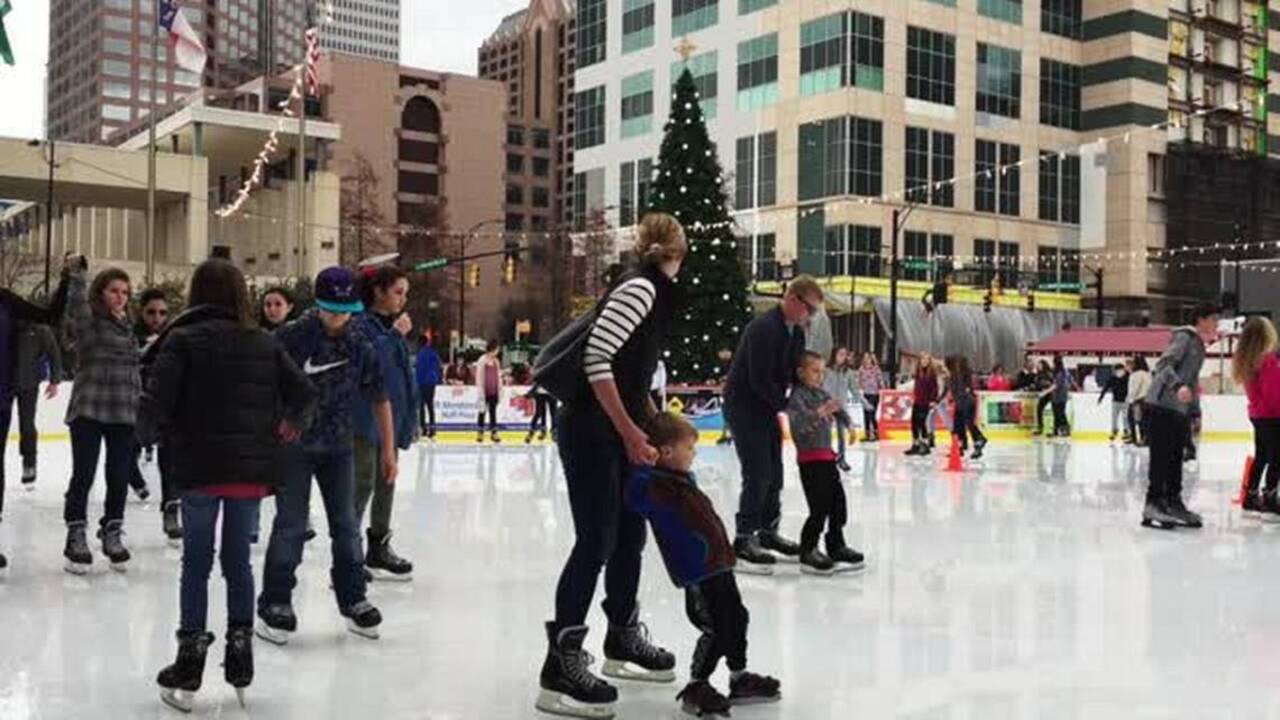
12, 384, 1253, 444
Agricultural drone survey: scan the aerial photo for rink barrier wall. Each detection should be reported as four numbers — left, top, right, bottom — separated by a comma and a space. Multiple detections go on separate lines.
11, 384, 1254, 444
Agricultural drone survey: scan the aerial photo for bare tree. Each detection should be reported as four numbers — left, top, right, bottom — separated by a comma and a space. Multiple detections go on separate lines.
0, 216, 41, 295
339, 153, 387, 266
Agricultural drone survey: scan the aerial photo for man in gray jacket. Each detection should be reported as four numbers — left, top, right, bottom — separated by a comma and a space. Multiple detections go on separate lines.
8, 321, 63, 487
1142, 303, 1219, 530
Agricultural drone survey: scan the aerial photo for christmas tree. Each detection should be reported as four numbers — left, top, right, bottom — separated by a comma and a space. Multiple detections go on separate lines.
644, 68, 752, 383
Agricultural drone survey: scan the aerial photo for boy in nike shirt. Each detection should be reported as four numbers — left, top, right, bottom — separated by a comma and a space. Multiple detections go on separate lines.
257, 266, 398, 642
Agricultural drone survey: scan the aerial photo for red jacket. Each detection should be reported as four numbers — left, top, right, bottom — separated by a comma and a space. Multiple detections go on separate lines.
1246, 353, 1280, 419
986, 374, 1012, 391
913, 372, 938, 407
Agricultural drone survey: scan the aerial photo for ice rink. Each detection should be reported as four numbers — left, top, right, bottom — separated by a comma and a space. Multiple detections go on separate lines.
1, 436, 1276, 719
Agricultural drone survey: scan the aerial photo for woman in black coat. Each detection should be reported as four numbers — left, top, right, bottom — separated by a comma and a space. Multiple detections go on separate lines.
139, 259, 316, 711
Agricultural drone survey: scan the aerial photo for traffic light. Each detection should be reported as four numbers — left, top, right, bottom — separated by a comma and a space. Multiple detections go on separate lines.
502, 256, 517, 285
983, 291, 993, 313
932, 281, 948, 305
467, 264, 480, 288
1027, 291, 1035, 313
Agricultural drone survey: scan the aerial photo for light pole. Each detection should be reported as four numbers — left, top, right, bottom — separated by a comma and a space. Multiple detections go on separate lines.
887, 199, 921, 380
457, 217, 504, 351
27, 139, 56, 293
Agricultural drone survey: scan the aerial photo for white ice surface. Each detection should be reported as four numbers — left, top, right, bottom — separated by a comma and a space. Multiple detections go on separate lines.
2, 438, 1278, 719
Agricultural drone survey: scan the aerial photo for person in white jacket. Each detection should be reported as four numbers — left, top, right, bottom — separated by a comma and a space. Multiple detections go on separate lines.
1126, 356, 1152, 446
474, 341, 504, 443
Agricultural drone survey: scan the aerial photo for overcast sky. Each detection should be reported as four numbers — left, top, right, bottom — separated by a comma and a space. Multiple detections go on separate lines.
0, 0, 528, 140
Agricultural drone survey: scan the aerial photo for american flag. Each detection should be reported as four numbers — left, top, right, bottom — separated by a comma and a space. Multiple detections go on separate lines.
304, 27, 321, 97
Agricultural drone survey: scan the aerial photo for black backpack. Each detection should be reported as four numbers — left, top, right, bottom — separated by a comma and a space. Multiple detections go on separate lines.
531, 303, 599, 405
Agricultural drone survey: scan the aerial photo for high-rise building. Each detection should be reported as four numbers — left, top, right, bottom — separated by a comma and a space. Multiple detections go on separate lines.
48, 0, 309, 144
479, 0, 576, 236
317, 0, 401, 62
569, 0, 1280, 321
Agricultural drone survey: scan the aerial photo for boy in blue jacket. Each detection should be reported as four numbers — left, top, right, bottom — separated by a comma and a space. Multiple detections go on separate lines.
415, 332, 442, 439
351, 265, 419, 581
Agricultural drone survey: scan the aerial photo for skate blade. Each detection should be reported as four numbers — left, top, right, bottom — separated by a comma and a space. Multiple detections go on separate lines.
159, 688, 195, 713
346, 620, 380, 640
832, 561, 867, 574
109, 561, 129, 573
729, 693, 781, 706
733, 562, 775, 576
600, 659, 676, 683
22, 483, 35, 491
63, 560, 91, 575
235, 688, 246, 709
799, 564, 836, 577
368, 568, 414, 582
254, 621, 291, 646
767, 553, 799, 564
1141, 518, 1178, 530
681, 703, 731, 718
535, 689, 616, 719
1261, 514, 1280, 524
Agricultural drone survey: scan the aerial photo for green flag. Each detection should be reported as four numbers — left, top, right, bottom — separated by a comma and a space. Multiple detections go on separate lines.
0, 0, 13, 66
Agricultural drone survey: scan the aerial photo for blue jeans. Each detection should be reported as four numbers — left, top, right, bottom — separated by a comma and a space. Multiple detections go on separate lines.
259, 447, 367, 612
180, 492, 259, 632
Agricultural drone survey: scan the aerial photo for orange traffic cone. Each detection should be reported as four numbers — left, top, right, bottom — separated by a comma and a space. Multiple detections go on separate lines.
945, 438, 964, 473
1235, 455, 1256, 505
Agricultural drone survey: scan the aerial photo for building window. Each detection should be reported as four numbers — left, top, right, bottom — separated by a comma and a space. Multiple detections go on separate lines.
1040, 59, 1080, 130
530, 187, 549, 209
824, 224, 882, 277
1038, 246, 1079, 289
905, 127, 954, 207
738, 232, 777, 280
906, 26, 955, 106
1038, 152, 1081, 224
533, 128, 552, 148
734, 131, 777, 210
103, 59, 132, 77
739, 0, 776, 15
578, 0, 607, 68
574, 85, 606, 150
505, 213, 524, 231
671, 50, 719, 119
506, 183, 524, 205
622, 0, 655, 54
533, 157, 551, 177
507, 126, 525, 146
1148, 153, 1166, 196
736, 33, 779, 111
976, 139, 1019, 216
903, 232, 954, 282
978, 0, 1022, 24
975, 238, 997, 285
506, 153, 525, 174
1041, 0, 1082, 39
673, 0, 718, 37
619, 158, 654, 226
620, 70, 654, 138
798, 116, 882, 201
976, 43, 1021, 119
799, 11, 884, 97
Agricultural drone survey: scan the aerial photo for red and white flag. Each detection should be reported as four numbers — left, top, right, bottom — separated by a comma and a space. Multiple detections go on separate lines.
158, 0, 207, 74
304, 27, 321, 96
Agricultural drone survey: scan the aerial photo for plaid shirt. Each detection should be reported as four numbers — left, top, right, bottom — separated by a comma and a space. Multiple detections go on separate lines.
65, 271, 141, 426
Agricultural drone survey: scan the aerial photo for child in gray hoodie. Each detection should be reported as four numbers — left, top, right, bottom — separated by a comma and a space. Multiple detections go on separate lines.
787, 352, 867, 575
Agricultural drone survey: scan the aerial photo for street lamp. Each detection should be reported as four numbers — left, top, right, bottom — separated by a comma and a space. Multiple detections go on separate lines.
887, 199, 921, 380
457, 217, 505, 351
27, 139, 56, 293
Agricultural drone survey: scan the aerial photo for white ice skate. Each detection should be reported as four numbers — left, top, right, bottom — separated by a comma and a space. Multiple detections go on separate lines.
535, 689, 616, 719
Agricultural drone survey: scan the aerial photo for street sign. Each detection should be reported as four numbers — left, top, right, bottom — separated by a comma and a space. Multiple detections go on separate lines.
358, 252, 400, 268
414, 257, 449, 271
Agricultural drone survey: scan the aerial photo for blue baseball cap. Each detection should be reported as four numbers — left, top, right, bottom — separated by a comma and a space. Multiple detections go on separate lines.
314, 266, 364, 314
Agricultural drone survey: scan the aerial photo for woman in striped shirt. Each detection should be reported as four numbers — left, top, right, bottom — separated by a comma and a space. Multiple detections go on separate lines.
537, 213, 688, 719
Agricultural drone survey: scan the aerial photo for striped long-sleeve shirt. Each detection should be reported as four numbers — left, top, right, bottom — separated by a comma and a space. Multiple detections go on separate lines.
583, 277, 657, 383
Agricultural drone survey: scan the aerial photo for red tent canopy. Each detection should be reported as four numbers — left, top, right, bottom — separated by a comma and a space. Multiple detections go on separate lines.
1027, 327, 1173, 355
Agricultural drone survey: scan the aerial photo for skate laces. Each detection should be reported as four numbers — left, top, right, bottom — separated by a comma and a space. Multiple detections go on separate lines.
565, 648, 608, 690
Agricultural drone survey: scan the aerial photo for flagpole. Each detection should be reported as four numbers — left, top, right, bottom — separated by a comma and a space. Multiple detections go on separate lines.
146, 11, 159, 285
296, 77, 307, 281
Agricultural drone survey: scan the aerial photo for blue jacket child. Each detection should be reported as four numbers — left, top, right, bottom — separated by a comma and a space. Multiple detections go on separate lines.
353, 312, 419, 450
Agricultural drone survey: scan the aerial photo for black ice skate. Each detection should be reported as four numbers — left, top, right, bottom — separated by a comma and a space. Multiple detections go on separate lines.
676, 680, 731, 717
224, 625, 253, 708
537, 623, 618, 719
727, 671, 781, 706
731, 535, 775, 576
366, 530, 413, 582
156, 630, 214, 713
1141, 499, 1181, 530
971, 438, 988, 460
758, 531, 800, 562
21, 464, 35, 489
0, 549, 7, 572
163, 502, 182, 548
63, 522, 93, 575
602, 608, 676, 683
342, 600, 382, 639
825, 541, 866, 573
1166, 497, 1203, 529
837, 456, 852, 473
97, 520, 131, 571
255, 604, 297, 646
798, 549, 835, 576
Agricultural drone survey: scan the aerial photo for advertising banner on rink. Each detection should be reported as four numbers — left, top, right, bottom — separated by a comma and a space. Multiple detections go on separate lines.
433, 385, 538, 430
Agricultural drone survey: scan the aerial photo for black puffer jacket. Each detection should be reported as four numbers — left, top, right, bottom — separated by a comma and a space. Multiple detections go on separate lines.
137, 305, 317, 492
